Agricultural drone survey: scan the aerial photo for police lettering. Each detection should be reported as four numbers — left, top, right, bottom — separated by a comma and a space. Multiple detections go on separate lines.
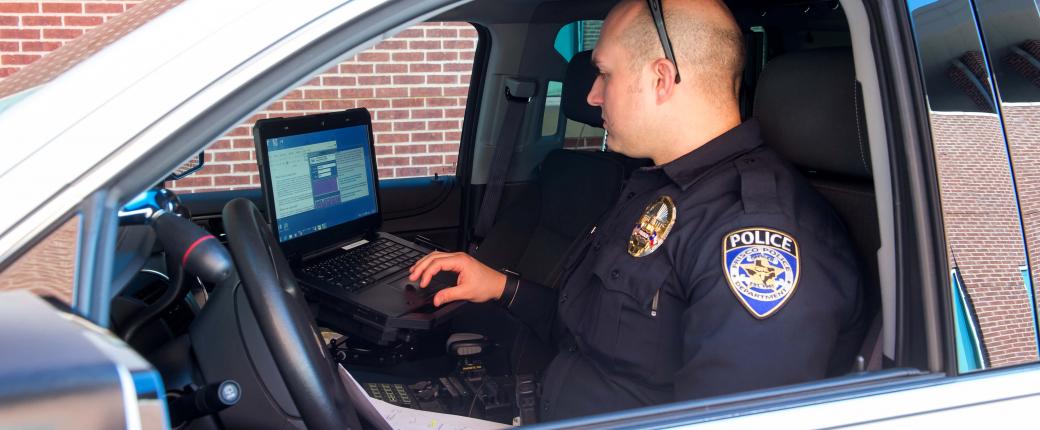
727, 229, 794, 253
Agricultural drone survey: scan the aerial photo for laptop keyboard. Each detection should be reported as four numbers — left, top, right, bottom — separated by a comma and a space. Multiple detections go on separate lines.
301, 238, 425, 293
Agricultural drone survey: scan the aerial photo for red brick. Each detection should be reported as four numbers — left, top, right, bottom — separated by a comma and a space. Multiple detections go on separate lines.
430, 143, 460, 153
356, 52, 389, 62
200, 164, 232, 174
21, 41, 62, 52
375, 40, 405, 50
172, 176, 213, 188
215, 175, 252, 186
411, 132, 444, 142
85, 2, 124, 13
0, 15, 15, 25
395, 166, 429, 177
430, 165, 457, 175
410, 87, 441, 97
444, 40, 475, 49
64, 15, 103, 26
392, 52, 424, 62
322, 99, 356, 110
323, 76, 356, 86
303, 89, 338, 99
393, 144, 428, 154
427, 52, 458, 62
412, 109, 444, 119
21, 16, 62, 26
2, 54, 40, 65
378, 156, 411, 166
374, 144, 394, 155
213, 151, 254, 162
0, 41, 18, 52
393, 121, 425, 131
409, 63, 440, 73
371, 122, 391, 132
42, 2, 81, 13
207, 140, 232, 151
427, 29, 458, 38
286, 101, 320, 111
445, 108, 466, 117
376, 63, 407, 73
429, 120, 459, 130
376, 109, 410, 120
266, 101, 285, 111
392, 98, 424, 108
393, 75, 424, 85
444, 63, 472, 72
358, 99, 391, 108
427, 97, 458, 107
460, 28, 478, 38
234, 163, 259, 173
376, 87, 408, 98
409, 40, 440, 50
377, 168, 393, 178
358, 75, 390, 85
43, 28, 82, 39
1, 29, 40, 39
0, 67, 18, 77
376, 133, 409, 144
341, 88, 374, 98
445, 131, 462, 141
444, 86, 469, 96
412, 155, 443, 164
340, 63, 373, 74
0, 2, 38, 13
460, 51, 475, 61
232, 138, 255, 149
428, 75, 457, 84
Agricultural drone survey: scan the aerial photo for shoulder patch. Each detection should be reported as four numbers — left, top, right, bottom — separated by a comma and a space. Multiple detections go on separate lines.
722, 227, 800, 319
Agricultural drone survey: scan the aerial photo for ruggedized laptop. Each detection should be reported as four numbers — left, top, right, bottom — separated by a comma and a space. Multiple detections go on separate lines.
253, 108, 457, 344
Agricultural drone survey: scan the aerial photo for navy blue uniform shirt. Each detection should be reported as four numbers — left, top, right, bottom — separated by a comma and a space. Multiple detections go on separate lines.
502, 119, 866, 420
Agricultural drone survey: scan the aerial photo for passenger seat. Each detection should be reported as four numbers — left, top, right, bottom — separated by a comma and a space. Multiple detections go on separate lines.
754, 47, 883, 373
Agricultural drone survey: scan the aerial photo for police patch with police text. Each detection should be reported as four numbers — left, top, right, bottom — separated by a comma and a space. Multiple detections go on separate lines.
722, 227, 800, 319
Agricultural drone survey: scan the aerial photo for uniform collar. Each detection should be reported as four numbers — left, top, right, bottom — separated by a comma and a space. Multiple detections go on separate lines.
658, 119, 764, 191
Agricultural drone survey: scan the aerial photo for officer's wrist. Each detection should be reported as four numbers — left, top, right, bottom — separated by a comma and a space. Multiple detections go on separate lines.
497, 268, 521, 308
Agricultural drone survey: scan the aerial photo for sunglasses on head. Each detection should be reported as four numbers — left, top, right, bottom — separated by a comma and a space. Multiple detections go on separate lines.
647, 0, 682, 84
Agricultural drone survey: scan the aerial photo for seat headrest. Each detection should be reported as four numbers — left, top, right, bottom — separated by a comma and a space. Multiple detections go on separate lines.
754, 48, 871, 178
562, 50, 603, 128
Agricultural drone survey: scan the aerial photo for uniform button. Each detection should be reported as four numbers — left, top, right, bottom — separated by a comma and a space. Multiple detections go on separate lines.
610, 270, 620, 279
560, 293, 568, 304
626, 191, 636, 199
744, 158, 756, 165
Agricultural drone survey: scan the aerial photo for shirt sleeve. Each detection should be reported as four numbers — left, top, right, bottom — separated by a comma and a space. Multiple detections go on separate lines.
500, 278, 559, 341
672, 217, 864, 400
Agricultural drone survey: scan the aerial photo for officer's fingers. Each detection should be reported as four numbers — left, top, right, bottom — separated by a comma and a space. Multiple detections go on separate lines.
433, 286, 467, 307
419, 255, 467, 288
408, 251, 447, 281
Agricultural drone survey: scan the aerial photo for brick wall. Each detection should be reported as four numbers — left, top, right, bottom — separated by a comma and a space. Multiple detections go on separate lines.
930, 110, 1040, 367
0, 1, 477, 192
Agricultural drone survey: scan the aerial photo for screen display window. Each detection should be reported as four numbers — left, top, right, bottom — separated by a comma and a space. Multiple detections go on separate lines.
266, 125, 377, 242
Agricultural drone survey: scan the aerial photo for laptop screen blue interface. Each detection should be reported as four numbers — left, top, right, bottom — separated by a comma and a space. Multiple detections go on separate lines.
265, 124, 377, 243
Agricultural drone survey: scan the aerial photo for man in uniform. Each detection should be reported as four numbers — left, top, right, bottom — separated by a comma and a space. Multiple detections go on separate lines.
409, 0, 865, 421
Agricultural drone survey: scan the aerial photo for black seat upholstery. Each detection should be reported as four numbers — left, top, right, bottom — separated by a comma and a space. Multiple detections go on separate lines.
452, 50, 644, 373
754, 48, 882, 372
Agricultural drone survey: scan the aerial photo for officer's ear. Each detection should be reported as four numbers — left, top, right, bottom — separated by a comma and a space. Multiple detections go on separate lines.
650, 58, 678, 104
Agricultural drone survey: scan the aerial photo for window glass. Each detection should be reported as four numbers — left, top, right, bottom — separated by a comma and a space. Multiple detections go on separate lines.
166, 22, 479, 192
972, 0, 1040, 365
0, 215, 80, 306
907, 0, 1038, 371
549, 20, 606, 150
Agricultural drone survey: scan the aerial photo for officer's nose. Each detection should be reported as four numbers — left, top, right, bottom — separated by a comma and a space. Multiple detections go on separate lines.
587, 75, 604, 107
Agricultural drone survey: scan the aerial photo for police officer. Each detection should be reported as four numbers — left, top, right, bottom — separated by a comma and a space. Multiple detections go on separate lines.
409, 0, 864, 421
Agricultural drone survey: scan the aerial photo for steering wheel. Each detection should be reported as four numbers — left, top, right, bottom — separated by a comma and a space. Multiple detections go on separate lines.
222, 198, 362, 430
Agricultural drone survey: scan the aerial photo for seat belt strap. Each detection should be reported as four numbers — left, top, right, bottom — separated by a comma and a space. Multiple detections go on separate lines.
473, 77, 536, 241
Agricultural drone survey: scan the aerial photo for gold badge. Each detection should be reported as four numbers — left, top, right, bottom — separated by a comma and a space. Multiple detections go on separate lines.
628, 195, 677, 257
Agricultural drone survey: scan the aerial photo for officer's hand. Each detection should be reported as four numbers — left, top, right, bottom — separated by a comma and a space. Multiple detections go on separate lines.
407, 251, 507, 307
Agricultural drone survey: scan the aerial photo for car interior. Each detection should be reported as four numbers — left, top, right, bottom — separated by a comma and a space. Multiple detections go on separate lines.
95, 0, 912, 428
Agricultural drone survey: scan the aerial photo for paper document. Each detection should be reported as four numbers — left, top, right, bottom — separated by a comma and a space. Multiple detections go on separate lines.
338, 364, 510, 430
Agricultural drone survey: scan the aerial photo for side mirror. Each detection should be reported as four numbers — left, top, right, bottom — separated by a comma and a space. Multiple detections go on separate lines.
166, 152, 205, 181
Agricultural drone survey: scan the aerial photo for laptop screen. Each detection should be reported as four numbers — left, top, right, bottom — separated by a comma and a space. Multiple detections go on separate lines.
265, 123, 378, 243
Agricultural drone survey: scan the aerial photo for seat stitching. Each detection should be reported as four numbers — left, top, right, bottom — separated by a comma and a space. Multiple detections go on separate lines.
853, 80, 869, 175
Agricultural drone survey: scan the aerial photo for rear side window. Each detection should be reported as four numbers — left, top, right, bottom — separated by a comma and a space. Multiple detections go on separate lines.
542, 20, 606, 150
167, 22, 480, 192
